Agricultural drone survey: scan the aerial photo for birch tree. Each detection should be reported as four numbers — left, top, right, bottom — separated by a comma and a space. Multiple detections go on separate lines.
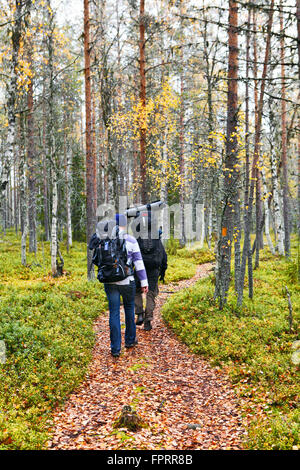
1, 1, 25, 226
297, 0, 300, 239
44, 0, 60, 276
26, 39, 37, 254
261, 164, 275, 254
280, 1, 290, 257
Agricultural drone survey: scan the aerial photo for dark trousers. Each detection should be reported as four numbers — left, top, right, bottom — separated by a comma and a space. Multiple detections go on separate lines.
135, 269, 159, 322
104, 280, 136, 355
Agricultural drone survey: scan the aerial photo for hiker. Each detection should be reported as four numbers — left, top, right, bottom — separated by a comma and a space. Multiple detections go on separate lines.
134, 210, 168, 331
89, 214, 148, 357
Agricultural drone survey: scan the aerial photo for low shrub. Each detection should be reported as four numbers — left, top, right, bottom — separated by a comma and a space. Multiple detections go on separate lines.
0, 230, 207, 449
164, 256, 197, 283
176, 247, 215, 265
162, 244, 300, 450
165, 237, 180, 256
0, 235, 107, 450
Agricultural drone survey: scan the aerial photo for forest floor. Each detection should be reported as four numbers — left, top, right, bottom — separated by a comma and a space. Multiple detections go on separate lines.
48, 262, 246, 450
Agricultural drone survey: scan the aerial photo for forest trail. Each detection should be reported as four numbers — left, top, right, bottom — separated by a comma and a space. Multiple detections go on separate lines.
48, 263, 245, 450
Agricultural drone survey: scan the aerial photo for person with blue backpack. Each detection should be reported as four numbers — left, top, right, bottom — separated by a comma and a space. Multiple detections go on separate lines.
89, 214, 148, 358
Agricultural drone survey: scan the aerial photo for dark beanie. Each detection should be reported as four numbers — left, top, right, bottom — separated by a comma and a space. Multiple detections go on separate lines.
115, 213, 127, 227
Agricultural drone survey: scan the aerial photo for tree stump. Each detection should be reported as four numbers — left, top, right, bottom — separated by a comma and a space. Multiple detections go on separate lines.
113, 406, 147, 432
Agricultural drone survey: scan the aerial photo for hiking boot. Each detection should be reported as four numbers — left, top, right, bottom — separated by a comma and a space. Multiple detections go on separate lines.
125, 338, 138, 349
144, 320, 152, 331
136, 313, 144, 326
111, 351, 120, 358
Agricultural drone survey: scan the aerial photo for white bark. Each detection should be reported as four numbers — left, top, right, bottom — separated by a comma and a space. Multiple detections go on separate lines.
47, 0, 59, 276
261, 166, 275, 254
2, 86, 16, 231
1, 3, 23, 211
66, 148, 72, 249
159, 128, 168, 236
21, 161, 28, 266
196, 203, 205, 248
2, 126, 15, 199
207, 202, 212, 249
270, 152, 284, 255
51, 175, 58, 276
21, 216, 28, 266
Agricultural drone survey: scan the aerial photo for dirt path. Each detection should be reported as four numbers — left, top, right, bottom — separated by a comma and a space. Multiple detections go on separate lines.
48, 263, 245, 450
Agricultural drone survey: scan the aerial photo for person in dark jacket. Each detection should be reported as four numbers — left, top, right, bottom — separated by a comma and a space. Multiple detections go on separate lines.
134, 216, 168, 331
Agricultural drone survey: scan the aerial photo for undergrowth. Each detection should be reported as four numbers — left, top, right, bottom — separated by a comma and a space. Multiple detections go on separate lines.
162, 239, 300, 450
0, 232, 106, 449
164, 238, 215, 283
0, 231, 205, 449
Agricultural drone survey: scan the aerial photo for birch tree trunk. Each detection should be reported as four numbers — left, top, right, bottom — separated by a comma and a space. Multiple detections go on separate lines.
66, 151, 72, 251
297, 0, 300, 78
270, 150, 284, 254
280, 1, 290, 257
21, 195, 28, 267
197, 186, 205, 249
252, 9, 263, 269
64, 121, 72, 252
13, 150, 18, 235
207, 201, 212, 249
234, 197, 242, 293
1, 1, 23, 224
19, 115, 28, 266
42, 83, 50, 241
27, 46, 37, 254
45, 0, 60, 277
51, 173, 58, 275
298, 115, 300, 241
179, 55, 186, 247
297, 0, 300, 239
261, 165, 275, 254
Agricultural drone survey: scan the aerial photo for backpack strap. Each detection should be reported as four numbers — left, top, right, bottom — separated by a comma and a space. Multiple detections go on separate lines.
146, 204, 152, 251
115, 217, 121, 254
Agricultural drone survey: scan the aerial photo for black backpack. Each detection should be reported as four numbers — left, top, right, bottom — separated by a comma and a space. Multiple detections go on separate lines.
138, 237, 162, 270
89, 232, 133, 283
134, 207, 162, 271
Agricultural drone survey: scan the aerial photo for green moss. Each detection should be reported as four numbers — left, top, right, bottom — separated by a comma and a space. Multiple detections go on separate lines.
0, 233, 107, 450
164, 256, 197, 283
0, 231, 199, 449
163, 243, 215, 283
162, 241, 300, 450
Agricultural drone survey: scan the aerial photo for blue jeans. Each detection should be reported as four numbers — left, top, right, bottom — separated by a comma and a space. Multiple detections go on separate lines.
104, 280, 136, 355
